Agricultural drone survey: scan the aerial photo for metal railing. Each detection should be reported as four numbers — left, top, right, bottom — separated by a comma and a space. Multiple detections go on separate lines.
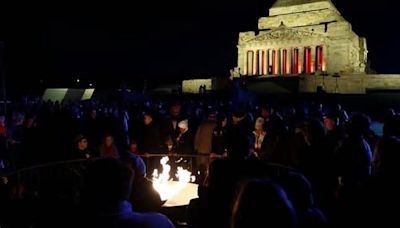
2, 154, 293, 190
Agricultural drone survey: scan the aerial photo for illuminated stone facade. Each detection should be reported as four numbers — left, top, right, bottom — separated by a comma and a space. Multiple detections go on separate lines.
182, 79, 212, 94
233, 0, 368, 77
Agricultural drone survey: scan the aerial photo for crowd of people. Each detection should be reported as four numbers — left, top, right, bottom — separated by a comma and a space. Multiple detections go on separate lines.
0, 93, 399, 227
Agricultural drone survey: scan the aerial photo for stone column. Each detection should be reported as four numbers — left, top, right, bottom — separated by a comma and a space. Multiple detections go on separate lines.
286, 49, 291, 75
259, 50, 263, 75
238, 47, 243, 75
282, 49, 287, 75
311, 46, 316, 73
253, 50, 258, 75
278, 49, 281, 76
263, 49, 268, 76
299, 47, 304, 74
247, 50, 253, 76
291, 48, 295, 74
322, 45, 327, 72
274, 49, 278, 75
242, 49, 247, 75
268, 49, 272, 75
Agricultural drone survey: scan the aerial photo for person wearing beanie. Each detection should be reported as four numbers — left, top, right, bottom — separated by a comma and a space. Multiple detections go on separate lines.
176, 119, 194, 155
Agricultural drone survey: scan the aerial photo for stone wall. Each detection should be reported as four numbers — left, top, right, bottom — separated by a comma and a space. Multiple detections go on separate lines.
298, 74, 400, 94
259, 8, 341, 30
269, 0, 339, 16
365, 75, 400, 91
298, 74, 365, 94
182, 79, 212, 94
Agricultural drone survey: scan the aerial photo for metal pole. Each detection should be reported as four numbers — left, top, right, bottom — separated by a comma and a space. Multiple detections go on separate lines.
0, 41, 6, 115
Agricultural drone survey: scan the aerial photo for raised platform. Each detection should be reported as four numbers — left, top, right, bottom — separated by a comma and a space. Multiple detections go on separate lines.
242, 74, 400, 94
245, 75, 300, 94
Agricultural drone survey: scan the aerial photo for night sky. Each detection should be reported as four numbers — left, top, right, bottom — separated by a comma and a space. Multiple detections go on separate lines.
0, 0, 399, 88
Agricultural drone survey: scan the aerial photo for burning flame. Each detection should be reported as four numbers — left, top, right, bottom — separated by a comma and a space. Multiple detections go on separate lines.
152, 156, 196, 201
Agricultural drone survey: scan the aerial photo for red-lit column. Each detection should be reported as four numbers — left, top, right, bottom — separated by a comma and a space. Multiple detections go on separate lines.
282, 49, 287, 75
304, 47, 312, 74
272, 50, 276, 75
317, 46, 324, 71
294, 48, 299, 74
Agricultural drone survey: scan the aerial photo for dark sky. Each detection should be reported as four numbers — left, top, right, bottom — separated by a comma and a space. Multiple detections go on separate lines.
0, 0, 399, 88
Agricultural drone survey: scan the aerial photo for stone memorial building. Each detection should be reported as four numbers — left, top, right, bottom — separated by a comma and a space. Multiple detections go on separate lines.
231, 0, 400, 94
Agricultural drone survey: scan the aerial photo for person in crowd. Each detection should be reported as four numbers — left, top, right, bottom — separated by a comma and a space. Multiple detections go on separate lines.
280, 172, 328, 228
71, 134, 92, 160
99, 134, 119, 158
335, 113, 373, 196
162, 102, 185, 140
176, 119, 194, 155
226, 109, 251, 160
22, 115, 40, 165
188, 159, 241, 228
127, 139, 140, 155
323, 114, 343, 148
83, 108, 102, 149
8, 112, 26, 169
139, 111, 161, 154
249, 117, 268, 159
121, 149, 163, 213
139, 111, 161, 173
231, 178, 297, 228
211, 113, 228, 158
373, 114, 400, 179
162, 136, 176, 156
84, 158, 174, 227
298, 119, 336, 213
263, 115, 291, 166
0, 115, 8, 166
194, 111, 216, 174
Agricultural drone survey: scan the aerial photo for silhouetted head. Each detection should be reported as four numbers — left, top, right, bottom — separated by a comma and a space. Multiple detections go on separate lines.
231, 178, 297, 228
377, 136, 400, 177
280, 172, 314, 212
305, 119, 326, 144
349, 113, 371, 136
85, 158, 134, 207
383, 114, 400, 137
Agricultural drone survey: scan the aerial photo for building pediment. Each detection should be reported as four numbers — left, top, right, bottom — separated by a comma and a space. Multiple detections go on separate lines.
248, 26, 325, 43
